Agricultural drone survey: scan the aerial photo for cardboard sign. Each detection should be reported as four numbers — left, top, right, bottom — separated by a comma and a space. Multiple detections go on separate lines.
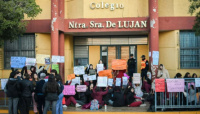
89, 69, 96, 75
67, 74, 75, 81
45, 57, 51, 64
98, 69, 112, 79
108, 79, 113, 86
97, 77, 108, 87
122, 77, 128, 85
11, 57, 26, 68
52, 64, 59, 74
133, 73, 141, 84
195, 78, 200, 87
63, 85, 75, 95
166, 79, 184, 92
155, 79, 165, 92
74, 66, 85, 75
77, 85, 87, 92
71, 77, 80, 85
36, 54, 50, 64
97, 64, 104, 73
124, 73, 130, 79
112, 59, 127, 70
26, 58, 36, 66
1, 79, 8, 90
116, 78, 121, 86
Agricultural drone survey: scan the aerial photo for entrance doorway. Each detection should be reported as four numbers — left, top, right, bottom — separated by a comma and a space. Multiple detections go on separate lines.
101, 46, 137, 70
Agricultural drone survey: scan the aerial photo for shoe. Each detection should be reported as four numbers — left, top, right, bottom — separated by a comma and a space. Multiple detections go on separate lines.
140, 104, 146, 107
75, 103, 81, 108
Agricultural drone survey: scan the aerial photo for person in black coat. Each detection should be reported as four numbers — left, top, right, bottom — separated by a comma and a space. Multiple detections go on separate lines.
112, 87, 125, 107
74, 84, 88, 105
126, 87, 143, 107
6, 70, 21, 114
19, 73, 34, 114
127, 54, 136, 83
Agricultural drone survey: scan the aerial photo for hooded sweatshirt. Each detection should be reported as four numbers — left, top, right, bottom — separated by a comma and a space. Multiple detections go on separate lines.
157, 65, 170, 79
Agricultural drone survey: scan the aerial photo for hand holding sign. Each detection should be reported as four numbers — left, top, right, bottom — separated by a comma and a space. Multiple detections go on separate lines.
133, 73, 141, 84
63, 85, 75, 95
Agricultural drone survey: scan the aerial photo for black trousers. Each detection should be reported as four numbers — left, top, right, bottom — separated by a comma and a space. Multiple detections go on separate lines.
141, 69, 147, 84
37, 95, 45, 114
19, 97, 32, 114
128, 69, 134, 83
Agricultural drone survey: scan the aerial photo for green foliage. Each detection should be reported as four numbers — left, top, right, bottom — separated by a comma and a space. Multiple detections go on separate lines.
0, 0, 42, 47
189, 0, 200, 35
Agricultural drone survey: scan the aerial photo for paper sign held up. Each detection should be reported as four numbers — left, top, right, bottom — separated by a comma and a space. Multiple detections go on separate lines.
26, 58, 36, 66
155, 79, 165, 92
11, 57, 26, 68
77, 85, 87, 92
97, 64, 104, 73
63, 85, 75, 95
67, 74, 75, 81
133, 73, 141, 84
97, 77, 108, 87
116, 78, 121, 86
71, 77, 80, 85
122, 77, 128, 85
112, 59, 127, 70
98, 70, 112, 79
74, 66, 85, 75
108, 79, 113, 86
45, 58, 51, 64
166, 79, 184, 92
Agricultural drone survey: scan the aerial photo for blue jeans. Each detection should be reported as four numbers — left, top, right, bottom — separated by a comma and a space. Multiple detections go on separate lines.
43, 100, 57, 114
56, 93, 64, 114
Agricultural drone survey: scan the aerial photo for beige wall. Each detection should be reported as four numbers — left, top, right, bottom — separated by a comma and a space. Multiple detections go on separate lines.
137, 45, 149, 73
64, 35, 74, 82
89, 46, 100, 69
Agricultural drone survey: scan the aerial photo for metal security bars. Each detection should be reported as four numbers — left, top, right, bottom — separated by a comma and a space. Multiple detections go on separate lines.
155, 78, 200, 111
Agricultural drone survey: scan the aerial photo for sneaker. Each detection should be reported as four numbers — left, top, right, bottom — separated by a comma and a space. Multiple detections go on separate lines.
75, 103, 81, 108
140, 104, 146, 107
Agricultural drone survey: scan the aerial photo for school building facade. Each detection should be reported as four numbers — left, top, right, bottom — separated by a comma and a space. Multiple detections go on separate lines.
0, 0, 200, 80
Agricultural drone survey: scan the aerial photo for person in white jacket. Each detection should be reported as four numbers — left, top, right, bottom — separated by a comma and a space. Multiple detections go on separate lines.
157, 64, 170, 79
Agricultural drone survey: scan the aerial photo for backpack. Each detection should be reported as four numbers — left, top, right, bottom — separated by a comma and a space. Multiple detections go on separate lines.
90, 99, 99, 110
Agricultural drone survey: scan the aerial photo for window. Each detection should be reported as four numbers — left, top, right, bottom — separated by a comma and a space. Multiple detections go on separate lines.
4, 34, 35, 69
180, 31, 200, 68
74, 46, 88, 66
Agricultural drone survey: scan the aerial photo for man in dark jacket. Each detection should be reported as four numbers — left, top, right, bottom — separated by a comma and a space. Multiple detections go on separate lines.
6, 70, 21, 114
19, 73, 33, 114
35, 73, 46, 114
127, 54, 136, 83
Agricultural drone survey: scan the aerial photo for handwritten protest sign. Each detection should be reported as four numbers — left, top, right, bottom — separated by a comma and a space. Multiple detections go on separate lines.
26, 58, 36, 66
122, 77, 128, 85
133, 73, 141, 84
52, 64, 59, 74
1, 79, 8, 90
77, 85, 87, 92
89, 69, 96, 75
97, 64, 104, 73
97, 77, 107, 87
74, 66, 85, 75
98, 70, 112, 79
60, 56, 65, 63
45, 57, 51, 64
112, 59, 127, 70
155, 79, 165, 92
195, 78, 200, 87
108, 79, 113, 86
116, 78, 121, 86
67, 74, 75, 81
71, 77, 80, 85
124, 73, 130, 79
36, 54, 50, 64
11, 57, 26, 68
88, 75, 96, 81
63, 85, 75, 95
166, 79, 184, 92
83, 74, 88, 81
52, 55, 60, 63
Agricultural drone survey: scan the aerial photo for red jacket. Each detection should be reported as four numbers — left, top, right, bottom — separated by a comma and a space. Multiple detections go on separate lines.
93, 86, 108, 105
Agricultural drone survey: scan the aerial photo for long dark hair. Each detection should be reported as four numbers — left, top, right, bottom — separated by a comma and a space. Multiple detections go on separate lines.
184, 72, 190, 78
192, 73, 197, 78
46, 74, 59, 93
32, 73, 39, 86
55, 74, 62, 82
51, 69, 58, 76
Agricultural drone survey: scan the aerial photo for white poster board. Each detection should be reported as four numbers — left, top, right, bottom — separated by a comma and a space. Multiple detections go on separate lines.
97, 64, 104, 73
71, 77, 80, 85
122, 77, 128, 85
60, 56, 65, 63
133, 73, 141, 84
116, 78, 121, 86
152, 51, 159, 65
52, 55, 60, 63
26, 58, 36, 66
74, 66, 85, 75
97, 77, 108, 87
88, 75, 96, 81
108, 79, 113, 86
1, 79, 8, 90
